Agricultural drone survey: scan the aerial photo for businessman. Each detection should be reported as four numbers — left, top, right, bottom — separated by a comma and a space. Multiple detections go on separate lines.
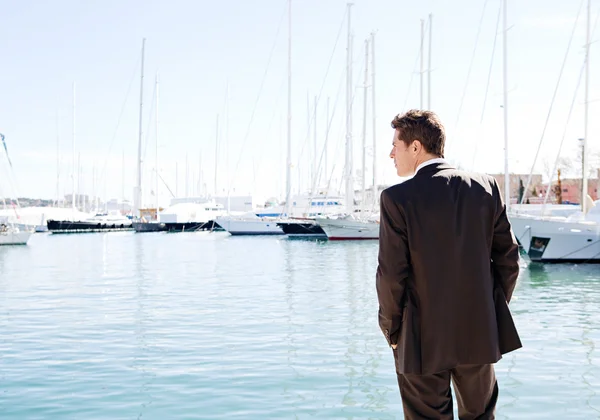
376, 109, 521, 419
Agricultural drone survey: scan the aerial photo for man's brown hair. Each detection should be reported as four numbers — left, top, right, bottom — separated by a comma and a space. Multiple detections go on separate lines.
391, 109, 445, 157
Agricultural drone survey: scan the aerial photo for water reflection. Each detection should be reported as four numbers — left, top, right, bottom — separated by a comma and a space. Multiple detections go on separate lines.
132, 233, 154, 418
282, 239, 300, 415
1, 234, 599, 418
525, 263, 551, 287
341, 243, 359, 411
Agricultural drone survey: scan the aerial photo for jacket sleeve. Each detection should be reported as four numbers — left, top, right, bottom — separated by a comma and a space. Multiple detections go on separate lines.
376, 188, 410, 347
490, 178, 520, 303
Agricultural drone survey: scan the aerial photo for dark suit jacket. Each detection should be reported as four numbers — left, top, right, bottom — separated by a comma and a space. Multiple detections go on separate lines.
376, 162, 521, 375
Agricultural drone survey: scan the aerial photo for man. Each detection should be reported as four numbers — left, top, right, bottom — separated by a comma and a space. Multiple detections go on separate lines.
376, 109, 521, 419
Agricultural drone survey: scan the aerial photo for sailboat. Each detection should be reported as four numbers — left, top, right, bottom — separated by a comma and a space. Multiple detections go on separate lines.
217, 0, 293, 237
48, 73, 133, 233
277, 94, 347, 238
318, 13, 382, 240
509, 0, 600, 263
0, 220, 31, 246
133, 68, 167, 233
0, 135, 33, 245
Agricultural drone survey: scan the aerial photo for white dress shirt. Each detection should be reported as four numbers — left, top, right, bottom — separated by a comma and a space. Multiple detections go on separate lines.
414, 158, 447, 175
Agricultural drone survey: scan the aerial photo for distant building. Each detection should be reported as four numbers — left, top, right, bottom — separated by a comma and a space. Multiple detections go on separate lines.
537, 177, 599, 204
106, 199, 132, 214
489, 173, 543, 204
213, 195, 255, 212
169, 195, 255, 213
354, 184, 389, 208
492, 168, 600, 205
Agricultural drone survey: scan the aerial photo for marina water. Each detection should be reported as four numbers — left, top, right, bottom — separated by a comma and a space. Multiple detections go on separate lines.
1, 232, 599, 419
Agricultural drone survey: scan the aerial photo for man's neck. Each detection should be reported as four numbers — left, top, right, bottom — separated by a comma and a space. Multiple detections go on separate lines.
415, 154, 442, 167
413, 155, 445, 175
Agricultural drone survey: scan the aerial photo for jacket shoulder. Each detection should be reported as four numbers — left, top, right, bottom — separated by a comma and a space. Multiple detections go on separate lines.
444, 169, 498, 193
381, 179, 415, 203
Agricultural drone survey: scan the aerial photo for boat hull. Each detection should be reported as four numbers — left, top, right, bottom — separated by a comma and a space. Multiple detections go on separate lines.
509, 214, 600, 262
47, 220, 133, 234
0, 230, 32, 245
216, 217, 284, 235
133, 222, 167, 232
317, 217, 379, 240
164, 221, 223, 232
277, 221, 326, 237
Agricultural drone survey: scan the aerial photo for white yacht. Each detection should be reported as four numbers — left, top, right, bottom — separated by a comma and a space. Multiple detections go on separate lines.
510, 199, 600, 262
157, 200, 226, 232
316, 212, 379, 240
217, 193, 345, 236
0, 219, 32, 245
215, 213, 284, 236
508, 1, 599, 263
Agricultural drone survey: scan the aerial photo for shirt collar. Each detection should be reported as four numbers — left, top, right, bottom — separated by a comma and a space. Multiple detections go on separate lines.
414, 158, 447, 175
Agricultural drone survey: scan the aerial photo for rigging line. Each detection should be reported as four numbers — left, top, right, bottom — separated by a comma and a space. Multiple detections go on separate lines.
318, 78, 344, 190
558, 237, 600, 259
584, 248, 600, 263
1, 147, 23, 209
99, 54, 142, 182
543, 58, 585, 208
454, 0, 491, 131
402, 18, 430, 111
253, 74, 287, 184
298, 8, 348, 155
520, 0, 586, 204
297, 54, 364, 165
295, 68, 347, 211
322, 79, 351, 205
543, 4, 600, 208
298, 64, 345, 201
401, 47, 421, 111
142, 82, 157, 164
517, 225, 531, 244
0, 156, 9, 208
306, 84, 345, 205
229, 0, 287, 188
470, 0, 502, 170
302, 67, 347, 213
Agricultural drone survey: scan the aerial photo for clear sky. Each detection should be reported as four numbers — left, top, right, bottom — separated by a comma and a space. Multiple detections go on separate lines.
1, 0, 599, 206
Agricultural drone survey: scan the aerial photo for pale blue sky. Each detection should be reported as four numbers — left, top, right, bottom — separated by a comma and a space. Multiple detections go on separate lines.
1, 0, 599, 204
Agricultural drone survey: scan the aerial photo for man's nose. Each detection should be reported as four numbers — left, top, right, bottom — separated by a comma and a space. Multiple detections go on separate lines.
389, 148, 395, 158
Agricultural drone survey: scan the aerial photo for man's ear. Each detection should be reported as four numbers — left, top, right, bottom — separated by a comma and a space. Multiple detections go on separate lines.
412, 140, 422, 154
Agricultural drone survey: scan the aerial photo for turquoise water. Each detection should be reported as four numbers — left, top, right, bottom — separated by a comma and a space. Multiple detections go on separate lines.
0, 232, 599, 419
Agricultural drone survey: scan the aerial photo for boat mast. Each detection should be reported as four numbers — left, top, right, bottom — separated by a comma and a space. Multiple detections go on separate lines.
325, 96, 329, 180
361, 39, 368, 218
226, 82, 230, 213
92, 165, 96, 212
55, 108, 60, 207
284, 0, 292, 217
502, 0, 510, 210
134, 38, 146, 219
77, 152, 81, 210
155, 72, 160, 218
72, 82, 76, 214
582, 0, 590, 213
306, 92, 309, 194
186, 153, 189, 197
428, 14, 432, 110
371, 32, 377, 202
420, 19, 424, 109
313, 95, 317, 194
345, 2, 354, 215
121, 149, 125, 213
214, 114, 219, 197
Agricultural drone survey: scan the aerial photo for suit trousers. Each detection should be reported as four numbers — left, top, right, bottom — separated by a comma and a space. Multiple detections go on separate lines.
396, 363, 498, 420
